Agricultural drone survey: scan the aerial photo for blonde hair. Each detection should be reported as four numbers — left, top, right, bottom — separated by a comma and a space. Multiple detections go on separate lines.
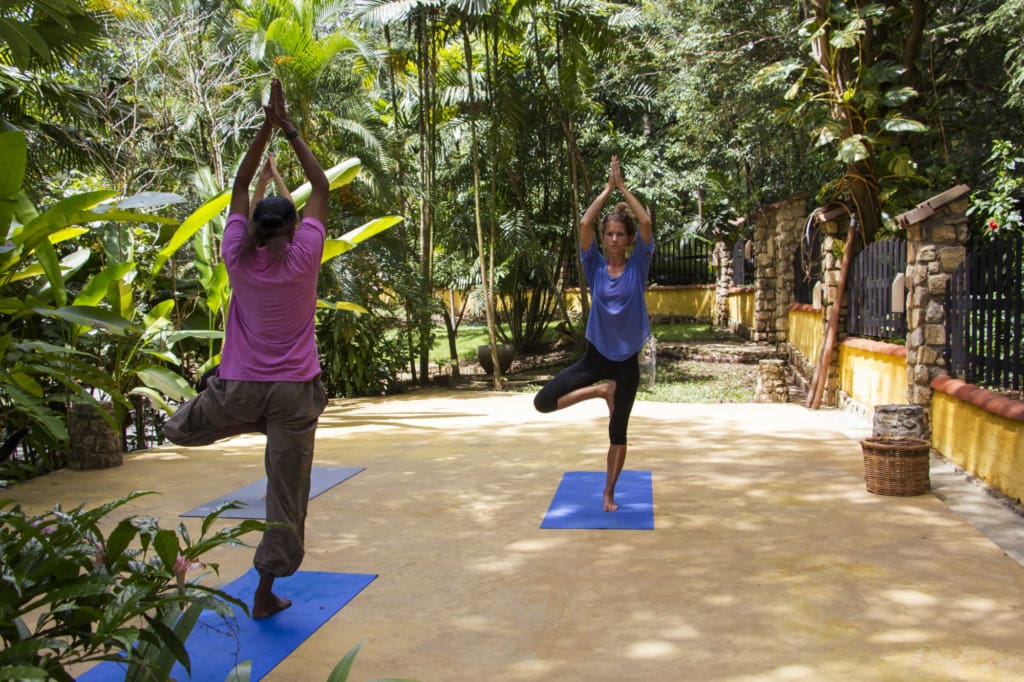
601, 202, 636, 237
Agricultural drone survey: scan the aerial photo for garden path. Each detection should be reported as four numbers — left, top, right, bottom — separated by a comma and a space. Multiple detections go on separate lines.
8, 393, 1024, 681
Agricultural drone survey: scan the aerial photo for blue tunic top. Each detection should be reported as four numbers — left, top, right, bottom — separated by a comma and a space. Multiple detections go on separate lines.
581, 235, 654, 361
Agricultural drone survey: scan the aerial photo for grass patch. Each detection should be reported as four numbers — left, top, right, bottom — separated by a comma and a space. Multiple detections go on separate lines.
638, 360, 758, 403
430, 322, 561, 364
433, 320, 760, 404
651, 322, 742, 343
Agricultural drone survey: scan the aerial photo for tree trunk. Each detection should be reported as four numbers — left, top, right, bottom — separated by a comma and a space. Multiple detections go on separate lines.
416, 14, 436, 385
462, 27, 503, 390
807, 218, 857, 409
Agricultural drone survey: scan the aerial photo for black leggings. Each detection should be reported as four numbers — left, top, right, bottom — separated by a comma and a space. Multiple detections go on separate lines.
534, 344, 639, 445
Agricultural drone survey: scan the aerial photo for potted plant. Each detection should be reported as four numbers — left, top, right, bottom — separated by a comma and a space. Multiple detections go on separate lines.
476, 343, 515, 375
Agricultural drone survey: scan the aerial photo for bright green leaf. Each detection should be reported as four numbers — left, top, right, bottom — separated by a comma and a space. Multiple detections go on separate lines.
322, 216, 403, 263
316, 300, 368, 314
74, 263, 136, 307
837, 135, 869, 163
879, 116, 928, 133
39, 306, 137, 336
129, 386, 177, 414
9, 371, 43, 398
135, 365, 195, 402
881, 86, 917, 107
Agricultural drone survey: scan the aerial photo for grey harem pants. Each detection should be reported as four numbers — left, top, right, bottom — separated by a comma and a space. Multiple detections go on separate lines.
164, 376, 328, 578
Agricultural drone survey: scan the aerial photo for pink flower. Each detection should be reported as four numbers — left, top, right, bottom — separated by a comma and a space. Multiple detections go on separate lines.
31, 520, 55, 535
989, 219, 999, 230
173, 554, 204, 592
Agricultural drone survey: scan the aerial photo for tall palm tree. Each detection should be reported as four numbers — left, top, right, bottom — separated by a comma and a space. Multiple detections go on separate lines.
232, 0, 379, 153
0, 0, 118, 187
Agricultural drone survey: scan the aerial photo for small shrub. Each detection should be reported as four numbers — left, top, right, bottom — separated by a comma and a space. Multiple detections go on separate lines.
0, 492, 265, 681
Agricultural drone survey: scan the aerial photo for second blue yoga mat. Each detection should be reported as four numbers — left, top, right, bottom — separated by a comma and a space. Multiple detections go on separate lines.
541, 470, 654, 530
78, 568, 376, 682
181, 466, 364, 519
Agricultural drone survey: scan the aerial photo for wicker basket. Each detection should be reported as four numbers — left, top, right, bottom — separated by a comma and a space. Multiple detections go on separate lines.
860, 437, 931, 496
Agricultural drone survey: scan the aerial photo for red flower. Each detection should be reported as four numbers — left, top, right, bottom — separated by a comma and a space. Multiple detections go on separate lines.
989, 219, 999, 230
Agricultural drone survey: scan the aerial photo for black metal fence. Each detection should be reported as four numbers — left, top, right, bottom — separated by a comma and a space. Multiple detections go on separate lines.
792, 231, 821, 304
847, 238, 908, 339
564, 238, 714, 287
651, 238, 714, 285
732, 239, 754, 286
945, 233, 1024, 392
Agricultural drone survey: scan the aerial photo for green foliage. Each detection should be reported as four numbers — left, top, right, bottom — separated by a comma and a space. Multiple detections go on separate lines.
0, 493, 265, 682
968, 140, 1024, 239
0, 129, 185, 460
320, 306, 408, 397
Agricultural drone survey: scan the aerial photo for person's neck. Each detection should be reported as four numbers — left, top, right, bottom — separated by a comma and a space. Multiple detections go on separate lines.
607, 254, 627, 267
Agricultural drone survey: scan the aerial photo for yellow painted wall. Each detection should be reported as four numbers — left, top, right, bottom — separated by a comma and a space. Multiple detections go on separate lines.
440, 287, 715, 321
646, 287, 715, 319
788, 308, 821, 364
932, 392, 1024, 504
838, 343, 908, 407
726, 290, 754, 329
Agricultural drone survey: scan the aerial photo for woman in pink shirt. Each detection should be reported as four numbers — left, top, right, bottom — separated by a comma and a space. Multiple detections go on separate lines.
165, 78, 329, 619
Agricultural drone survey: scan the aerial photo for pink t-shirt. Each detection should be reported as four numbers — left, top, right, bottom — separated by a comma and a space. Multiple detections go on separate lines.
218, 212, 325, 382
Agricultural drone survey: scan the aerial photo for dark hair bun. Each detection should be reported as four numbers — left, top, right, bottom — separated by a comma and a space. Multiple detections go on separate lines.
250, 196, 297, 248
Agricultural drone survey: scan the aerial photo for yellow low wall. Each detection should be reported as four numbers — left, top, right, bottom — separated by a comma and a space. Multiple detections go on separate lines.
838, 338, 908, 407
646, 286, 715, 320
788, 306, 821, 365
726, 288, 754, 330
931, 377, 1024, 504
444, 286, 716, 322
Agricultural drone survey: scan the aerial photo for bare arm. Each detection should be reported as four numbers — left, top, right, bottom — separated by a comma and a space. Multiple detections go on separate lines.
265, 78, 327, 225
268, 155, 292, 202
611, 155, 652, 245
249, 156, 274, 218
229, 119, 273, 218
580, 161, 615, 253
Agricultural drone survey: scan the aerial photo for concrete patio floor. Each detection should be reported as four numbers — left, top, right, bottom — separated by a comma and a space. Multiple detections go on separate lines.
7, 391, 1024, 681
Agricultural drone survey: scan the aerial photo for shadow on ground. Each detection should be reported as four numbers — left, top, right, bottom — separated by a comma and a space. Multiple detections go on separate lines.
7, 392, 1024, 681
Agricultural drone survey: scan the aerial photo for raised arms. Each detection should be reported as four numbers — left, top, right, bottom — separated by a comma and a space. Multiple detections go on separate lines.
264, 78, 328, 225
250, 154, 293, 218
610, 156, 652, 245
579, 155, 652, 251
580, 162, 615, 253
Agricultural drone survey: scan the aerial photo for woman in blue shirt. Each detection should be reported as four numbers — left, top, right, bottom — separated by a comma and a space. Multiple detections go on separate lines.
534, 156, 653, 511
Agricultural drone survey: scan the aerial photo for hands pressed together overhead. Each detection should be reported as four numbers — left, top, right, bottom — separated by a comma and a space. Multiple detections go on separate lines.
264, 78, 294, 132
606, 155, 627, 192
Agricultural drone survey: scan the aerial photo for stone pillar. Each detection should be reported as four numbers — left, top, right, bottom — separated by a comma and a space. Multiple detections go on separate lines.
897, 185, 970, 406
752, 216, 775, 345
712, 240, 733, 327
755, 359, 790, 403
872, 404, 930, 440
67, 402, 122, 470
751, 194, 808, 349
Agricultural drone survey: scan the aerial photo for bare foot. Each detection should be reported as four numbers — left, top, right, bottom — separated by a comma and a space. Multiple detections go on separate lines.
253, 592, 292, 619
603, 380, 617, 417
603, 494, 619, 512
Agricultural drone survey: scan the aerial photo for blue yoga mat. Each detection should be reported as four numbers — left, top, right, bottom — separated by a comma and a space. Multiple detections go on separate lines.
78, 568, 376, 682
180, 466, 364, 519
541, 470, 654, 530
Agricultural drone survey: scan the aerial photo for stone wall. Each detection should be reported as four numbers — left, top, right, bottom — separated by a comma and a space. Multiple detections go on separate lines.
897, 185, 970, 406
712, 240, 733, 327
750, 195, 808, 348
